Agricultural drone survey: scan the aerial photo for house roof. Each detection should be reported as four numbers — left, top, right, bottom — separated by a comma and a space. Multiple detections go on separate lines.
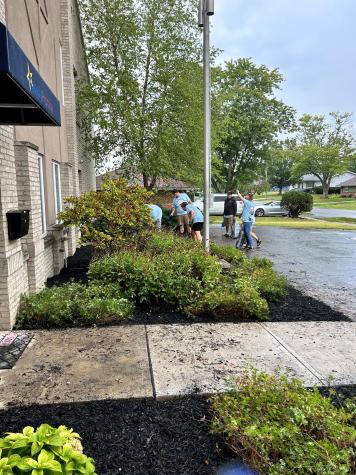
96, 170, 196, 191
301, 171, 356, 182
340, 176, 356, 187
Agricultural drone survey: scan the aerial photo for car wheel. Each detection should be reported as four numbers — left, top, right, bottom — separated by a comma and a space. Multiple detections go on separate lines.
255, 208, 265, 217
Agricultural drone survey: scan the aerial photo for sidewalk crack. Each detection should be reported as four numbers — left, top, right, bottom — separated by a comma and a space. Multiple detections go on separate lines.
260, 323, 326, 386
144, 325, 157, 399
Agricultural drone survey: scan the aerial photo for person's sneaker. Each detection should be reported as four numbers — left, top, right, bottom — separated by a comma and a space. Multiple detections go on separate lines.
246, 246, 253, 251
257, 239, 262, 247
224, 233, 229, 237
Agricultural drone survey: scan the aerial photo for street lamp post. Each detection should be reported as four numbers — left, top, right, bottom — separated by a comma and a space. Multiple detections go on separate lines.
199, 0, 214, 252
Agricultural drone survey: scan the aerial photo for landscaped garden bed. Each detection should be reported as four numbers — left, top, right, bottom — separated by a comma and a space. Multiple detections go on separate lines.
17, 239, 349, 329
13, 178, 347, 329
1, 381, 355, 475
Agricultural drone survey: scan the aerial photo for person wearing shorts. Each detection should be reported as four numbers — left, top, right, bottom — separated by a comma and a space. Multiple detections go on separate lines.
171, 190, 191, 235
181, 202, 204, 242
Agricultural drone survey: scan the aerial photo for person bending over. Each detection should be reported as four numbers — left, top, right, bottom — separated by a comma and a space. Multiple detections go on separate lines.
171, 190, 191, 235
180, 201, 204, 242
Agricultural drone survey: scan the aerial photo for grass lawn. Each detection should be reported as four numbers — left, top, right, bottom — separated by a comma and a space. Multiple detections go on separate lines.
210, 215, 356, 230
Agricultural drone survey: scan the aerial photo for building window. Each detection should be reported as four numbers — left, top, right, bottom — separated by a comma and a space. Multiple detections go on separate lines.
52, 161, 62, 222
59, 44, 65, 105
38, 155, 46, 233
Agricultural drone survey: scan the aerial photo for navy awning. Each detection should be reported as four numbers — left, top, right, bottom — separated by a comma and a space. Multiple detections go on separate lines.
0, 22, 61, 126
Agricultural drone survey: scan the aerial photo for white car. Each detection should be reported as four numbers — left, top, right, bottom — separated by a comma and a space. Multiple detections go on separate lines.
193, 193, 244, 216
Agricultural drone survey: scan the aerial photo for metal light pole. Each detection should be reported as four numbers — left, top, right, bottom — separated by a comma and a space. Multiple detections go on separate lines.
199, 0, 214, 252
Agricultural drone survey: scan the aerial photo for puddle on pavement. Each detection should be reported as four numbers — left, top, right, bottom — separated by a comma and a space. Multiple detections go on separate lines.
217, 462, 259, 475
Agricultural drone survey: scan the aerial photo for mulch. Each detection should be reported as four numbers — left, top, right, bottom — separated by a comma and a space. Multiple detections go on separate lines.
0, 396, 232, 475
46, 245, 350, 324
1, 387, 355, 475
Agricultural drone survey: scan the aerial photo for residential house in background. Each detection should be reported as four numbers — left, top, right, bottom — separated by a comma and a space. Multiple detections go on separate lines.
340, 176, 356, 197
0, 0, 95, 329
294, 172, 356, 191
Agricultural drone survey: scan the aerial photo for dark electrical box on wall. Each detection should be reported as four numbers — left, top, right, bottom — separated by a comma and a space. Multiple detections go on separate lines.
6, 210, 30, 240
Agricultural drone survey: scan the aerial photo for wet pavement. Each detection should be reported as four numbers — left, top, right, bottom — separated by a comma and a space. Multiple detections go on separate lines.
211, 224, 356, 321
307, 207, 356, 219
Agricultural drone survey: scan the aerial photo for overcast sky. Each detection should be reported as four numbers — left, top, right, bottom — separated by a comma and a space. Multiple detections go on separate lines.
212, 0, 356, 120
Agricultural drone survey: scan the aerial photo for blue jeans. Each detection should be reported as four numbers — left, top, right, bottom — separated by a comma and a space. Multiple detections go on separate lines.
243, 221, 253, 248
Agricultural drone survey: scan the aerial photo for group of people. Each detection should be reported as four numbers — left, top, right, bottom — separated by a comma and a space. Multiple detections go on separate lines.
170, 190, 204, 241
224, 191, 261, 250
147, 190, 204, 241
147, 189, 261, 250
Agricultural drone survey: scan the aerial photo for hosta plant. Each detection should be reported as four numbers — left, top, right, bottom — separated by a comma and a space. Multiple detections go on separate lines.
0, 424, 97, 474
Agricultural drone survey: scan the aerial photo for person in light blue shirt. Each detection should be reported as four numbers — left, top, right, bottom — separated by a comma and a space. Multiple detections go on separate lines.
237, 191, 255, 250
170, 190, 192, 235
181, 201, 204, 242
147, 204, 162, 231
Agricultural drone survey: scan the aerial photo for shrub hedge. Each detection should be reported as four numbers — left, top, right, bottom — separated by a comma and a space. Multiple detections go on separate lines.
15, 233, 287, 327
211, 370, 356, 475
16, 282, 133, 329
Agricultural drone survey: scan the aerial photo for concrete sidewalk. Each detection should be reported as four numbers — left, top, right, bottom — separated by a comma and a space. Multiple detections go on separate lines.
1, 322, 355, 407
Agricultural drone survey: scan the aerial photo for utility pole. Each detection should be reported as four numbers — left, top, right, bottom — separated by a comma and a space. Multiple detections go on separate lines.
198, 0, 214, 252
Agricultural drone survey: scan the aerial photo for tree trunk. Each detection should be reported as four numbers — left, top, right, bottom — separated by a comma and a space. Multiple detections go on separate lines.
278, 185, 283, 195
322, 182, 330, 198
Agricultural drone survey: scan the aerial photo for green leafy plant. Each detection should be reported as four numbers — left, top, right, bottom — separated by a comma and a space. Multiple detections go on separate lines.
15, 282, 133, 329
0, 424, 97, 474
186, 282, 268, 320
59, 177, 152, 251
88, 242, 222, 308
281, 190, 313, 218
211, 370, 356, 475
210, 242, 246, 266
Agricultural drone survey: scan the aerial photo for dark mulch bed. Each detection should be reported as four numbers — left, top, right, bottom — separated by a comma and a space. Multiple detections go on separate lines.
1, 387, 355, 475
46, 245, 350, 324
0, 396, 231, 475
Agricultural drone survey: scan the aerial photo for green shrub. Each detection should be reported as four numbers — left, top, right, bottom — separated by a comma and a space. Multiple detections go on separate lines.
210, 242, 287, 302
59, 177, 152, 251
211, 370, 356, 475
16, 282, 133, 329
0, 424, 96, 474
145, 232, 199, 254
281, 190, 313, 218
161, 208, 177, 229
88, 246, 222, 308
186, 282, 268, 320
228, 262, 287, 302
210, 242, 246, 265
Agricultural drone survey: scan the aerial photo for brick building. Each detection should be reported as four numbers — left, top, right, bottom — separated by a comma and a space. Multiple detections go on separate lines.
0, 0, 95, 329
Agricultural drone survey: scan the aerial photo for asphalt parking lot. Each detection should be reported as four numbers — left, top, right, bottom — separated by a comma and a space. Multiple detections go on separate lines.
211, 225, 356, 321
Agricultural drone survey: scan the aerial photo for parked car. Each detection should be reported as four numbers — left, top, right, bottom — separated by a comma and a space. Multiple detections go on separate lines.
193, 193, 244, 216
254, 201, 288, 217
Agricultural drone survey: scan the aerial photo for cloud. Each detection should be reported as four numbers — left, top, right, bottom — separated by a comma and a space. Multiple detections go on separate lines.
211, 0, 356, 119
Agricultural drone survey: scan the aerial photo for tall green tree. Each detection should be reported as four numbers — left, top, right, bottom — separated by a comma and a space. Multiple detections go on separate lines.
267, 141, 299, 194
212, 59, 295, 192
292, 112, 354, 197
78, 0, 203, 189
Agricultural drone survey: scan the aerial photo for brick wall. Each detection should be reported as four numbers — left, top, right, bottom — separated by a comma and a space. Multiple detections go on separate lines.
0, 0, 94, 329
